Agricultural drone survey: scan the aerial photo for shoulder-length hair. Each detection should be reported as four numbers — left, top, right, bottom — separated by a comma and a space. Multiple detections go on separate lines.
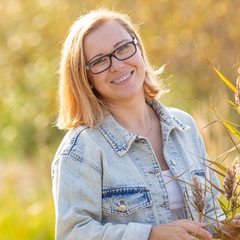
57, 8, 167, 129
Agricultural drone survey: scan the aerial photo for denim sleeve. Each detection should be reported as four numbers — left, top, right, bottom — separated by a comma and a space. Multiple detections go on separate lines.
52, 155, 152, 240
123, 222, 152, 240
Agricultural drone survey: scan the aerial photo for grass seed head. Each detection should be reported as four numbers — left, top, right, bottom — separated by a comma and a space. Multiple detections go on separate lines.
223, 157, 239, 202
191, 174, 206, 218
235, 67, 240, 110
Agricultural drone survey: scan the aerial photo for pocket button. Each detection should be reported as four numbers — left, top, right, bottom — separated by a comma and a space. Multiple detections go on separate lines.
118, 203, 127, 212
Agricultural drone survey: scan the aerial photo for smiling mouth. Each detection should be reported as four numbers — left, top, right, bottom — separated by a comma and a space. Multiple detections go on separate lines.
112, 72, 132, 84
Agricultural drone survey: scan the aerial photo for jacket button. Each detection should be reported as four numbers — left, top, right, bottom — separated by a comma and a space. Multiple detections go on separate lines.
118, 200, 127, 212
171, 159, 177, 166
149, 169, 160, 174
160, 204, 169, 208
118, 204, 127, 212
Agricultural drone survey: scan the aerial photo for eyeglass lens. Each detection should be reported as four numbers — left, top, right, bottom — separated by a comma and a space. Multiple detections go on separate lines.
87, 40, 137, 74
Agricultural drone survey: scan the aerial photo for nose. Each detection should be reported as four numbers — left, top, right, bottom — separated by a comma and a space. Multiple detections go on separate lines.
109, 56, 125, 72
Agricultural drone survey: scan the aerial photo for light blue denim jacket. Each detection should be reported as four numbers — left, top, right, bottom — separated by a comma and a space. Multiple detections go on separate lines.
52, 99, 223, 240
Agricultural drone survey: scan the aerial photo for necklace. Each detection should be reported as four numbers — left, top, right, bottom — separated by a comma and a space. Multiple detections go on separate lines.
144, 108, 152, 137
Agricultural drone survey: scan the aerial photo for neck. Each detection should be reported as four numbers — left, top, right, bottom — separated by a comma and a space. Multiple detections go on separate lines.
108, 100, 153, 136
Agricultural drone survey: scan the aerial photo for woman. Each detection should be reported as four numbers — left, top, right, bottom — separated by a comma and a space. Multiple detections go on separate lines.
52, 9, 236, 240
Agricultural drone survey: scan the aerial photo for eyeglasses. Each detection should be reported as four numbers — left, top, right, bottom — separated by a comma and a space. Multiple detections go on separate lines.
86, 38, 138, 74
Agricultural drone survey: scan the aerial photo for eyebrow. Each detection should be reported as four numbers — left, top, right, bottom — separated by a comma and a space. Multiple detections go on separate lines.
114, 39, 129, 48
88, 39, 130, 63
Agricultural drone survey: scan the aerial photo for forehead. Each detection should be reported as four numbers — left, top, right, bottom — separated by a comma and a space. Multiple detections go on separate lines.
83, 20, 131, 59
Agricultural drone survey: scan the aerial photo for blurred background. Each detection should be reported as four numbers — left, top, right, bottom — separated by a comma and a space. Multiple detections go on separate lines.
0, 0, 239, 239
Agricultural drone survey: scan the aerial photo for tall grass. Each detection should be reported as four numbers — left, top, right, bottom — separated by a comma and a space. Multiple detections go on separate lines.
1, 68, 239, 239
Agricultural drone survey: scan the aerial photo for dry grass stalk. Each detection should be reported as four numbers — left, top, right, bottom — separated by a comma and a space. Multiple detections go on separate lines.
235, 67, 240, 110
222, 157, 239, 202
190, 174, 206, 222
230, 192, 239, 213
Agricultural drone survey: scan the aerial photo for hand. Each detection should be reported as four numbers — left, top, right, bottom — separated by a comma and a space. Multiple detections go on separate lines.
148, 219, 212, 240
217, 214, 240, 240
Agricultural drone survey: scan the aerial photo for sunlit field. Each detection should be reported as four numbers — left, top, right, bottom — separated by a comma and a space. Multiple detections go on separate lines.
0, 161, 55, 239
0, 0, 239, 239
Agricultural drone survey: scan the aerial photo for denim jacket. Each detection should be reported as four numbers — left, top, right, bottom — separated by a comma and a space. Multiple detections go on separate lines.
52, 99, 223, 240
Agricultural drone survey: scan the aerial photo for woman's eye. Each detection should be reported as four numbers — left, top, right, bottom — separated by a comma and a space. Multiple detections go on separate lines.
91, 57, 107, 66
117, 44, 130, 53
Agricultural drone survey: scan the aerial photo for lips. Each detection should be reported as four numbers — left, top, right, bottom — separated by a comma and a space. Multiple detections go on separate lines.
112, 72, 132, 84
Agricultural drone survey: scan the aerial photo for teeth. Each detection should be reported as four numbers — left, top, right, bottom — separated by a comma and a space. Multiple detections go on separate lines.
114, 73, 130, 83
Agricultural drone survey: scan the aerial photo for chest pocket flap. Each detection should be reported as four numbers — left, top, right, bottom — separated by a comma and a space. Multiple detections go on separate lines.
102, 187, 153, 216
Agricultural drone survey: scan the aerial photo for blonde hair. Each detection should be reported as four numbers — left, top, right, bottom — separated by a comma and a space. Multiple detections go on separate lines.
57, 8, 166, 129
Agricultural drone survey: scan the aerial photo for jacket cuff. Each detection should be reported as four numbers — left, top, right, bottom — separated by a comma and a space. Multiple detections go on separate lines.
122, 222, 152, 240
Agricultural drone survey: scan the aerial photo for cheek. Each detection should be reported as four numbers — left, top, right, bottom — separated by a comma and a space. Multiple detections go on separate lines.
87, 72, 107, 90
134, 50, 145, 70
87, 71, 99, 84
135, 55, 146, 76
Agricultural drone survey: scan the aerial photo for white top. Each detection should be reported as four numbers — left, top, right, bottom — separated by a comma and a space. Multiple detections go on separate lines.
162, 169, 185, 221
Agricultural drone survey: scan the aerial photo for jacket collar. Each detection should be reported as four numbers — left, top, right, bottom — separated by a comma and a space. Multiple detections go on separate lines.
147, 98, 189, 131
98, 98, 189, 156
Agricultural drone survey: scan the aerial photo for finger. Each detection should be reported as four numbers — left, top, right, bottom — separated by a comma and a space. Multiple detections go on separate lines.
181, 219, 206, 227
234, 214, 240, 219
191, 226, 212, 240
232, 219, 240, 227
189, 236, 200, 240
176, 220, 211, 239
193, 226, 199, 236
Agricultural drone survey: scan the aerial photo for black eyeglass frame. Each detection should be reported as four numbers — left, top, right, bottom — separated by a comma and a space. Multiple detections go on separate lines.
86, 38, 138, 74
